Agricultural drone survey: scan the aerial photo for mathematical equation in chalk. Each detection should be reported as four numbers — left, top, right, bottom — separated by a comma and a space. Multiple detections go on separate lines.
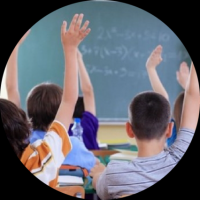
80, 45, 189, 62
96, 27, 171, 42
87, 65, 148, 78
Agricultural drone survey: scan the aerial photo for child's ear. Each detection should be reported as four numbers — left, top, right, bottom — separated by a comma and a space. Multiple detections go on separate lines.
126, 122, 135, 138
166, 122, 174, 138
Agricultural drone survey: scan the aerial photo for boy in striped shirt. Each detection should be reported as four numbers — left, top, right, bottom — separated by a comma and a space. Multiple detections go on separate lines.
1, 13, 91, 187
90, 62, 199, 199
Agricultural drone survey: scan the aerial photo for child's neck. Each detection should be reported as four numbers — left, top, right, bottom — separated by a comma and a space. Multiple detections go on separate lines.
136, 138, 166, 157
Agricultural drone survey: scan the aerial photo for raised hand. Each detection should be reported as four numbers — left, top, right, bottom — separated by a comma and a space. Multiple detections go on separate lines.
61, 14, 91, 51
6, 29, 30, 108
145, 45, 169, 100
176, 62, 190, 89
146, 45, 163, 69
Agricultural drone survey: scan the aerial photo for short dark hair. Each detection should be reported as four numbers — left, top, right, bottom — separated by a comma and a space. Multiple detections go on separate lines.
73, 96, 85, 119
129, 91, 171, 140
0, 99, 31, 158
26, 83, 63, 131
173, 91, 184, 131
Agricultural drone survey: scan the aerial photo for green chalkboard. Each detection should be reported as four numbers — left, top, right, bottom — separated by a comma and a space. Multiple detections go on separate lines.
18, 1, 191, 122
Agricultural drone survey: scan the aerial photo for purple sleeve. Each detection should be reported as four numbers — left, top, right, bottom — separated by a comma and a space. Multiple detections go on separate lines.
68, 124, 73, 136
81, 111, 100, 150
68, 112, 99, 150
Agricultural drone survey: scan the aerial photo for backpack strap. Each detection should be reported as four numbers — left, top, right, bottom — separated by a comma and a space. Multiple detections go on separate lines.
60, 164, 89, 177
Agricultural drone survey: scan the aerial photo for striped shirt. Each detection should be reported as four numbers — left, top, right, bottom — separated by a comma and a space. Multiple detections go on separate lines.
20, 120, 72, 187
96, 128, 194, 199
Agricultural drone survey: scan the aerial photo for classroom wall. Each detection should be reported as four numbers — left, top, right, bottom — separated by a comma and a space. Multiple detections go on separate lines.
97, 124, 137, 145
0, 68, 136, 145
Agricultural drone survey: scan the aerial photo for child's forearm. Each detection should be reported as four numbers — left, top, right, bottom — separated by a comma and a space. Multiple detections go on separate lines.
55, 47, 78, 130
78, 56, 93, 94
78, 51, 96, 115
180, 63, 199, 130
6, 47, 20, 107
5, 30, 30, 107
186, 63, 199, 97
147, 68, 169, 100
63, 47, 79, 105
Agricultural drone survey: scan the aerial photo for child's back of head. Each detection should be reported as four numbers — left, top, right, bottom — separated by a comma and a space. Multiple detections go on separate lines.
73, 96, 85, 119
129, 91, 171, 140
26, 83, 97, 173
26, 82, 62, 131
0, 99, 31, 158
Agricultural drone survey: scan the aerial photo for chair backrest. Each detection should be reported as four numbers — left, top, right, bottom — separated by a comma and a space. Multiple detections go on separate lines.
54, 186, 85, 198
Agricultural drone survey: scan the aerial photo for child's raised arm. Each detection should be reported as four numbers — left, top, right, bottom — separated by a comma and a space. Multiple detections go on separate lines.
55, 14, 91, 130
77, 49, 96, 115
6, 30, 30, 107
176, 62, 190, 90
146, 45, 169, 100
180, 62, 199, 130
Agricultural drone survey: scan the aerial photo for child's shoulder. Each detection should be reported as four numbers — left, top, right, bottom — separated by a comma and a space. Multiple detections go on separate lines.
106, 160, 132, 172
82, 111, 98, 120
81, 111, 99, 126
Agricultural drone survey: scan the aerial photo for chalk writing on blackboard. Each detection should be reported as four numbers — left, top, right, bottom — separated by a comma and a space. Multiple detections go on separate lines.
96, 27, 170, 42
80, 44, 189, 62
86, 64, 148, 79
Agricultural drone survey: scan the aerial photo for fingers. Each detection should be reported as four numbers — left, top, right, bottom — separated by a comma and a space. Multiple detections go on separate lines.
74, 14, 84, 32
150, 45, 162, 59
179, 62, 190, 74
61, 13, 91, 47
78, 19, 91, 40
61, 21, 67, 37
156, 45, 163, 51
156, 45, 163, 55
80, 28, 91, 40
68, 14, 79, 31
65, 14, 91, 35
80, 20, 90, 32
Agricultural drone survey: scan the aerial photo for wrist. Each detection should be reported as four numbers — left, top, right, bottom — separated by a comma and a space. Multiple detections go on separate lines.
63, 46, 77, 53
146, 66, 156, 72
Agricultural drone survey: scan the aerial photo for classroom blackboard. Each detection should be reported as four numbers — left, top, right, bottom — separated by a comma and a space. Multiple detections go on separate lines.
18, 1, 191, 123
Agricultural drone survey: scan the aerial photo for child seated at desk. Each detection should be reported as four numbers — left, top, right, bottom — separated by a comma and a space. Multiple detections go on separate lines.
90, 62, 198, 198
2, 13, 92, 186
145, 45, 190, 147
5, 17, 98, 173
